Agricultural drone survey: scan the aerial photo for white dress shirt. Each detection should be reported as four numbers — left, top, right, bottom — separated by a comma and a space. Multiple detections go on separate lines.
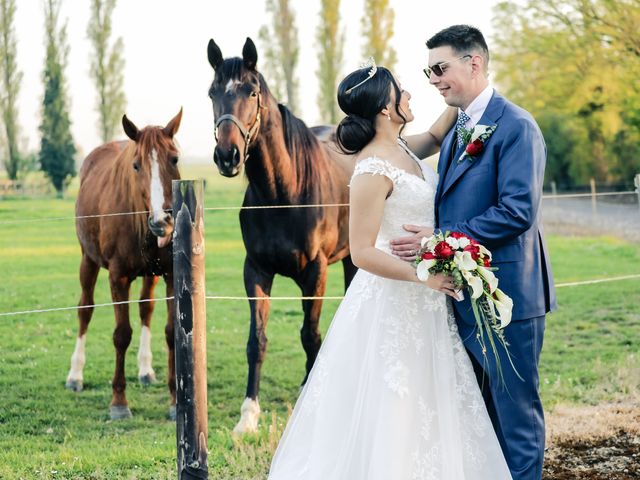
460, 85, 494, 129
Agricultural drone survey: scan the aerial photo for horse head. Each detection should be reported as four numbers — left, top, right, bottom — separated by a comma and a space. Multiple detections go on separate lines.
207, 37, 267, 177
122, 109, 182, 248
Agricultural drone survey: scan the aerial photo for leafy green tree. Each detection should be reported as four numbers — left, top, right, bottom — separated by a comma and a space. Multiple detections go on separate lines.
87, 0, 126, 143
492, 0, 640, 186
39, 0, 76, 197
361, 0, 397, 70
316, 0, 344, 124
258, 0, 299, 114
0, 0, 22, 180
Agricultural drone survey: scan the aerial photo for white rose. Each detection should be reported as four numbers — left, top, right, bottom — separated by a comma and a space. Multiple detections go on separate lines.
446, 237, 460, 249
457, 237, 470, 249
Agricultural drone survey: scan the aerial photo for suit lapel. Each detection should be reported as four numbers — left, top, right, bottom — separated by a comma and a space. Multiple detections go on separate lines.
435, 127, 456, 206
440, 90, 506, 198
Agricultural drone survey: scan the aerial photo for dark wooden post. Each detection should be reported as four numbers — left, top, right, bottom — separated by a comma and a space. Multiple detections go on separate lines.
172, 179, 208, 480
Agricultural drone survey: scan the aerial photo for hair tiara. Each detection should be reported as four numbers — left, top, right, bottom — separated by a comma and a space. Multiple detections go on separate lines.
345, 57, 378, 95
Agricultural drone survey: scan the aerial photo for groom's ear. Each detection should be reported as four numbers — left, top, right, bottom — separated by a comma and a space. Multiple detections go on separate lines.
470, 55, 486, 77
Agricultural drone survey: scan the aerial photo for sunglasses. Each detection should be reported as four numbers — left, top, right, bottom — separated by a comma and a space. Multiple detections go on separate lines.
423, 55, 472, 79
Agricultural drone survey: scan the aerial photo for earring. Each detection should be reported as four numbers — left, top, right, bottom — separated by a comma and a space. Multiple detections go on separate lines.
387, 114, 391, 121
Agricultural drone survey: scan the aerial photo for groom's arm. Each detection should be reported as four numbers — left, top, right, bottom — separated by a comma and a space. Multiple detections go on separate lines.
405, 106, 457, 158
438, 115, 546, 249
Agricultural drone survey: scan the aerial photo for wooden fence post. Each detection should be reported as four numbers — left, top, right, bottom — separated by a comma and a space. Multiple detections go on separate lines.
635, 174, 640, 212
172, 179, 208, 480
590, 178, 597, 215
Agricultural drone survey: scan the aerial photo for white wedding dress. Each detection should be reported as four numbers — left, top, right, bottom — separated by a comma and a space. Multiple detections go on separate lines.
268, 143, 512, 480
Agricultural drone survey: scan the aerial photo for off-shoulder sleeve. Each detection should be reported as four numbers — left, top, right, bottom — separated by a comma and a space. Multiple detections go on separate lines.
350, 157, 401, 186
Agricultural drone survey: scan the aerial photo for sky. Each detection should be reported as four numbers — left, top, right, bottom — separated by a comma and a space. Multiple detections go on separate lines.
13, 0, 499, 162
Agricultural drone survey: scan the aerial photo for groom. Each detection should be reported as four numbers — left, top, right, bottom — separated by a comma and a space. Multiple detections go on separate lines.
394, 25, 556, 480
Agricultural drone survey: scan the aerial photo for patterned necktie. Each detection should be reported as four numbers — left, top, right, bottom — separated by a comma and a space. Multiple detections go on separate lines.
456, 110, 471, 148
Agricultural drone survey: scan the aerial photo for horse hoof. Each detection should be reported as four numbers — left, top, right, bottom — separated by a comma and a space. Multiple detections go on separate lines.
232, 398, 260, 434
139, 373, 156, 386
65, 379, 83, 392
109, 405, 133, 420
169, 405, 176, 421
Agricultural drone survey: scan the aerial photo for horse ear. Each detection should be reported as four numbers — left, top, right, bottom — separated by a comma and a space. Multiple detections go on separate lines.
122, 115, 140, 142
163, 108, 183, 138
242, 37, 258, 70
207, 39, 223, 70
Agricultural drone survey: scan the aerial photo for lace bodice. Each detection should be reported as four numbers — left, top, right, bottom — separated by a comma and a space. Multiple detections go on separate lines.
350, 140, 438, 254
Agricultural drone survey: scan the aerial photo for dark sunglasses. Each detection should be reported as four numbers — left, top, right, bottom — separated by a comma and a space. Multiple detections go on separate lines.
423, 55, 472, 79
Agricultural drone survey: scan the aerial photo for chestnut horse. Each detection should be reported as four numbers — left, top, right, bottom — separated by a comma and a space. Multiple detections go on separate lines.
207, 37, 357, 433
66, 110, 182, 420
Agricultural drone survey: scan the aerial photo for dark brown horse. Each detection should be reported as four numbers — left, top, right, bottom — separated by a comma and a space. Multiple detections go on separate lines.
207, 37, 357, 433
66, 110, 182, 420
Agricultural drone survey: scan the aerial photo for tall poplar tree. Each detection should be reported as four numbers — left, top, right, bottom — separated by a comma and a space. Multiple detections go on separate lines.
0, 0, 22, 180
258, 0, 300, 114
87, 0, 126, 143
39, 0, 76, 197
316, 0, 345, 124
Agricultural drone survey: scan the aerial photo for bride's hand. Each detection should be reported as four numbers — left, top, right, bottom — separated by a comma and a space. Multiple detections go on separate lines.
423, 273, 459, 298
390, 224, 434, 262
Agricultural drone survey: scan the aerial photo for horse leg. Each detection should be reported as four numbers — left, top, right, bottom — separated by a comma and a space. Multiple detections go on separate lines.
297, 254, 328, 385
109, 270, 133, 420
66, 253, 100, 392
164, 274, 177, 420
137, 275, 159, 386
342, 254, 358, 290
234, 257, 274, 434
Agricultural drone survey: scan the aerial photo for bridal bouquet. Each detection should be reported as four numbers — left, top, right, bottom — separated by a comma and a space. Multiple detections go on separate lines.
415, 231, 520, 381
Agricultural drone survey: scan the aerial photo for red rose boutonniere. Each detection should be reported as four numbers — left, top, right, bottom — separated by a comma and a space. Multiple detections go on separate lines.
457, 124, 497, 164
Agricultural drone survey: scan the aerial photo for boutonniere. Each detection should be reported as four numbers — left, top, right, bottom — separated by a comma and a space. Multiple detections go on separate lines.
457, 124, 497, 163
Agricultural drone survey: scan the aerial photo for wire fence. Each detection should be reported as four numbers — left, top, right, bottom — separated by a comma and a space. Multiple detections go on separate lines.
0, 190, 638, 226
1, 189, 638, 318
1, 274, 638, 318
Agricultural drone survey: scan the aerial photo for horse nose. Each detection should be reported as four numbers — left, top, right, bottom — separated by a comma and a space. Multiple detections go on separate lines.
214, 145, 241, 176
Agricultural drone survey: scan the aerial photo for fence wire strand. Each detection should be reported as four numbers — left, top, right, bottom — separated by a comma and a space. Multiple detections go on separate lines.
1, 274, 638, 318
1, 190, 638, 226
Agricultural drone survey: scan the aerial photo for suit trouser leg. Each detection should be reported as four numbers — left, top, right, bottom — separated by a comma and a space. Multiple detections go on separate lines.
458, 316, 546, 480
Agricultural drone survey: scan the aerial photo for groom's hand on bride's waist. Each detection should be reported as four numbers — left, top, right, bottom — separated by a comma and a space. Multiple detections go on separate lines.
390, 224, 434, 262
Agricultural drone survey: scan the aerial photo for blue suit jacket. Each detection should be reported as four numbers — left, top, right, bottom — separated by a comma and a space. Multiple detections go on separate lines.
436, 90, 556, 323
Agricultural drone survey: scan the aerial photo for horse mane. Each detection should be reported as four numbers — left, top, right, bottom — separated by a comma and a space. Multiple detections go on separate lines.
276, 103, 325, 198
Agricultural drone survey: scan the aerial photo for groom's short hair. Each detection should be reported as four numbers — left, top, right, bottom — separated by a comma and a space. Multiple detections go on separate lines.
426, 25, 489, 71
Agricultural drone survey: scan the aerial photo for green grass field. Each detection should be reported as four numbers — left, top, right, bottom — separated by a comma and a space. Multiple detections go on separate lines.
0, 165, 638, 479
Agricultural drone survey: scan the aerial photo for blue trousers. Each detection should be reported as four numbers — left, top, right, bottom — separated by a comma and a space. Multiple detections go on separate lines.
457, 315, 546, 480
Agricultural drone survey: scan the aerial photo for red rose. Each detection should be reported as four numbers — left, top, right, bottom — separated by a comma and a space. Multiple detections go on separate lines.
465, 138, 484, 156
434, 241, 454, 259
464, 244, 480, 260
483, 257, 491, 267
449, 231, 467, 240
421, 251, 436, 260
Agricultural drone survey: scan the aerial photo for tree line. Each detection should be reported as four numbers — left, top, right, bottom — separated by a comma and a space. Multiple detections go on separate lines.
10, 1, 632, 195
492, 0, 640, 189
0, 0, 125, 196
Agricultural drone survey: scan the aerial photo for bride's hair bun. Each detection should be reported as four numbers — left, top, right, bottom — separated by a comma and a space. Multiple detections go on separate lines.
336, 115, 375, 154
335, 65, 402, 154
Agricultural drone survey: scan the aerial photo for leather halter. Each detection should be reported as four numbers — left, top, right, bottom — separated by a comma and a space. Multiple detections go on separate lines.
214, 92, 264, 160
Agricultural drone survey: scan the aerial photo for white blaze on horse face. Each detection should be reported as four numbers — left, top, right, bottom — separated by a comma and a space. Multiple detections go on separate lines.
150, 149, 166, 223
66, 334, 86, 383
137, 325, 156, 381
225, 79, 242, 93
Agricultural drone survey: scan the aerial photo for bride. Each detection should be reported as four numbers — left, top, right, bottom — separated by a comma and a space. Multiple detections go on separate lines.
267, 62, 512, 479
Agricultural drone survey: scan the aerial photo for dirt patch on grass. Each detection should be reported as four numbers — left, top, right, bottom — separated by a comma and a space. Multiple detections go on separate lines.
544, 402, 640, 479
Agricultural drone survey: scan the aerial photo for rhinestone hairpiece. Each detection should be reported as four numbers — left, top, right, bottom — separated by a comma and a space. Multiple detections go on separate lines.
345, 57, 378, 94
